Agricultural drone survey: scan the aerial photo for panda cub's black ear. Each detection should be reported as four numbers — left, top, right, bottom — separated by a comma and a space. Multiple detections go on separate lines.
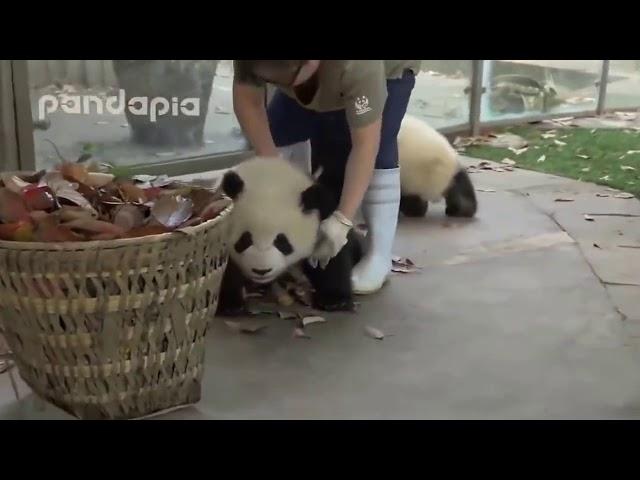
300, 184, 335, 220
221, 170, 244, 199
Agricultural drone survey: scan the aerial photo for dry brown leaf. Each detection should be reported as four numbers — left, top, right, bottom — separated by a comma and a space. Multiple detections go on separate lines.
151, 195, 194, 229
84, 172, 114, 188
224, 320, 269, 334
364, 326, 387, 340
63, 218, 126, 236
113, 204, 146, 232
0, 188, 32, 223
118, 182, 147, 203
391, 256, 421, 273
302, 316, 326, 327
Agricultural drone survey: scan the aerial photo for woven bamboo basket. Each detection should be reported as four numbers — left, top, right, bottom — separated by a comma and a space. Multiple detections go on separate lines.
0, 203, 233, 420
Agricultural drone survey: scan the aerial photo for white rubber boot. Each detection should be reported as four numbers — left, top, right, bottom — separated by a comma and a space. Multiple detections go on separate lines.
352, 168, 401, 294
279, 140, 311, 175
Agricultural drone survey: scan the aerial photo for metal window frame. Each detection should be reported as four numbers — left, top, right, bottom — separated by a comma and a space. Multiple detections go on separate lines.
0, 60, 35, 172
5, 60, 640, 177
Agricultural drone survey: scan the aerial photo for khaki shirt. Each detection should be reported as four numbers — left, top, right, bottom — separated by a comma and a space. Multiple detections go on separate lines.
234, 60, 421, 129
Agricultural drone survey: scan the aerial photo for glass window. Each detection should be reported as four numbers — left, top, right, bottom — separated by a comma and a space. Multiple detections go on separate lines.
29, 60, 248, 171
408, 60, 472, 129
605, 61, 640, 110
481, 60, 603, 122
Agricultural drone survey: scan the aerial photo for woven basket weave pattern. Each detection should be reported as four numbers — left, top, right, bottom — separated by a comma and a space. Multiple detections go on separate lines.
0, 207, 232, 420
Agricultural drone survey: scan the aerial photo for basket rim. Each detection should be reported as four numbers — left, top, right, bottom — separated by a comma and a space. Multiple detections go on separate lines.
0, 202, 233, 252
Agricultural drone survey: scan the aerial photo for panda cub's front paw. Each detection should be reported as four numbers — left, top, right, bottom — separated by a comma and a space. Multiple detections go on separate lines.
313, 292, 355, 312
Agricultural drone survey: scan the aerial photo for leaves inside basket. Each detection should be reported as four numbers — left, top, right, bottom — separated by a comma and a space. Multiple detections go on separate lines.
0, 156, 231, 243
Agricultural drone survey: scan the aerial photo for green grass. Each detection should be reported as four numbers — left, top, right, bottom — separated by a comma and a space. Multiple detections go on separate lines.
464, 126, 640, 197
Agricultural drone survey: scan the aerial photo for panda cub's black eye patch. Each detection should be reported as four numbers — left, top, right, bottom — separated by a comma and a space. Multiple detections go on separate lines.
273, 233, 293, 255
234, 231, 253, 253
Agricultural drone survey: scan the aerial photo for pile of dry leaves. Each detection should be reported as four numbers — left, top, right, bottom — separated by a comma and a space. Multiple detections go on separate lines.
0, 155, 230, 243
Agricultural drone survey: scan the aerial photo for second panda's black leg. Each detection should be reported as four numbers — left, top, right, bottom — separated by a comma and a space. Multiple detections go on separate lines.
216, 259, 249, 317
444, 169, 478, 218
303, 236, 357, 312
400, 194, 428, 217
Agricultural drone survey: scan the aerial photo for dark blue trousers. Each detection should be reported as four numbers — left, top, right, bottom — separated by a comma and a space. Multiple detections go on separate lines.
267, 69, 416, 171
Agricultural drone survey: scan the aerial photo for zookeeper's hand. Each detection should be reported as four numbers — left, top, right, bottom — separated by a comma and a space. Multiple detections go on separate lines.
309, 211, 353, 269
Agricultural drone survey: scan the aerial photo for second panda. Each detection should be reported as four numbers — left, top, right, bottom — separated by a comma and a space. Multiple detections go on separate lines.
311, 113, 478, 219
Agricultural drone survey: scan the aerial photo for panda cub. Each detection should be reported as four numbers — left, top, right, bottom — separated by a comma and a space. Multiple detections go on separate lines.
311, 114, 477, 219
217, 156, 363, 316
398, 114, 477, 218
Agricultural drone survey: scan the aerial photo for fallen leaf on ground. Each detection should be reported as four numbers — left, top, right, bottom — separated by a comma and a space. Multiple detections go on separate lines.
614, 193, 635, 199
554, 198, 574, 202
476, 188, 496, 193
364, 326, 388, 340
584, 214, 595, 222
595, 193, 610, 197
501, 158, 516, 165
302, 316, 326, 327
224, 320, 269, 334
541, 133, 557, 139
621, 166, 636, 171
537, 155, 546, 163
508, 147, 528, 156
581, 167, 591, 172
599, 175, 611, 181
391, 256, 421, 273
593, 243, 601, 249
554, 140, 567, 146
576, 154, 590, 159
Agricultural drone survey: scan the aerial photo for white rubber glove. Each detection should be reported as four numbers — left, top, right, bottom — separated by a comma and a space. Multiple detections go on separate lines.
309, 211, 353, 269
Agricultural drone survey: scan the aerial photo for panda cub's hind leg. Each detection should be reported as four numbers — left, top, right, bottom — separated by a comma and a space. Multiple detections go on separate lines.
400, 194, 428, 217
444, 169, 477, 218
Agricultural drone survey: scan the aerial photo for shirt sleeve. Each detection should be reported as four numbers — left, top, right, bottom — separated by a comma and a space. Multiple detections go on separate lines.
341, 60, 387, 129
233, 60, 265, 87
